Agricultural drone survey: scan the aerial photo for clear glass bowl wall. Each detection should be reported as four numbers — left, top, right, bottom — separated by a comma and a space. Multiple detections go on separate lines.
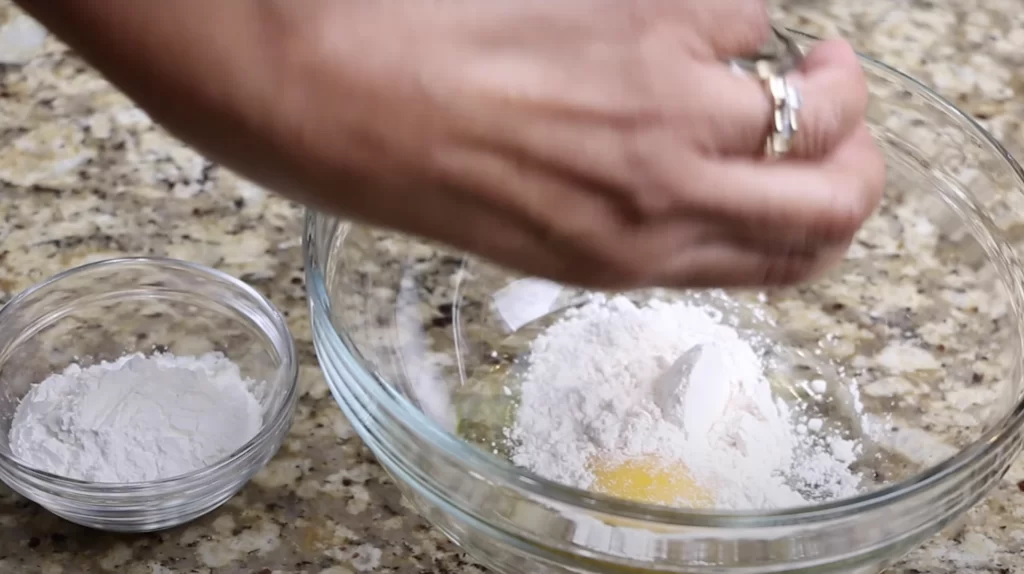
306, 42, 1024, 574
0, 258, 299, 532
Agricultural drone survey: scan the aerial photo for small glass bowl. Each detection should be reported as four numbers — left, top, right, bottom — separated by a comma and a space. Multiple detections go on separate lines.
307, 33, 1024, 574
0, 257, 299, 533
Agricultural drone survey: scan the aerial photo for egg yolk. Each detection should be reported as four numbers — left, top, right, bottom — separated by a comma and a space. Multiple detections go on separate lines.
591, 456, 713, 508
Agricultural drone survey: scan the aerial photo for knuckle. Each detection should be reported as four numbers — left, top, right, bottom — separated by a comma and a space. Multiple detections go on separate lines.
795, 85, 865, 159
713, 0, 771, 41
795, 43, 869, 159
678, 0, 770, 57
795, 101, 843, 158
727, 2, 773, 56
827, 201, 868, 242
810, 131, 885, 244
595, 241, 662, 288
823, 179, 879, 242
621, 130, 696, 216
742, 2, 773, 45
603, 253, 656, 288
567, 229, 657, 289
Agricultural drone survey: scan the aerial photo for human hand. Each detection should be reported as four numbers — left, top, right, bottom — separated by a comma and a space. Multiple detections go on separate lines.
269, 0, 884, 289
17, 0, 883, 289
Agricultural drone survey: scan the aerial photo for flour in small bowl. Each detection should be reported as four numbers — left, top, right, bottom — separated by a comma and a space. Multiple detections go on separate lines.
9, 352, 264, 483
508, 295, 861, 510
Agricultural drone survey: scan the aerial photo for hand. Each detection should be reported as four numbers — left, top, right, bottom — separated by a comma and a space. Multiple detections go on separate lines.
269, 0, 884, 289
17, 0, 884, 289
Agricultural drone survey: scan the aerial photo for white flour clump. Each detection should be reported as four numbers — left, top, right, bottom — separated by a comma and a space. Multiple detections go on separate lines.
9, 352, 264, 483
509, 295, 860, 509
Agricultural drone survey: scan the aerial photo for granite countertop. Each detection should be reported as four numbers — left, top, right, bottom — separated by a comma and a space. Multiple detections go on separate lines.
2, 0, 1024, 572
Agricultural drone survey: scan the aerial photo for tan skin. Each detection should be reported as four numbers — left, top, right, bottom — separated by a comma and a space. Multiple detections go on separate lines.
15, 0, 885, 289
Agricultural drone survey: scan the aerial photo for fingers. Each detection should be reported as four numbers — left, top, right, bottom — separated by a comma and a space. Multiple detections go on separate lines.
655, 241, 849, 289
671, 0, 772, 59
692, 39, 868, 159
686, 123, 885, 249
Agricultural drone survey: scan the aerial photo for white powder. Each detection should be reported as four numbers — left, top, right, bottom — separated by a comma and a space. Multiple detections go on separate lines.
9, 352, 264, 483
809, 379, 828, 395
509, 295, 861, 510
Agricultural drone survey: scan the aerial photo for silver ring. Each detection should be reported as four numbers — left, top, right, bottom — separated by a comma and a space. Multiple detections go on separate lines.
756, 60, 801, 158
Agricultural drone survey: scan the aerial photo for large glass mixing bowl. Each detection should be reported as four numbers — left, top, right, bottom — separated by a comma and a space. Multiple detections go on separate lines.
305, 39, 1024, 573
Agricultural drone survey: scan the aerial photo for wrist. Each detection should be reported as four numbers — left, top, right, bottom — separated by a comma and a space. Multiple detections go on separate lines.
254, 2, 454, 211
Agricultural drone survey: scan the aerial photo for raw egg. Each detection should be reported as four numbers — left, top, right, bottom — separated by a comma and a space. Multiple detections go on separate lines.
591, 456, 713, 508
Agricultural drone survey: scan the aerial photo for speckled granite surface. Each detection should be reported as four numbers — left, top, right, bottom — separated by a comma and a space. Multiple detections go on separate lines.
1, 0, 1024, 572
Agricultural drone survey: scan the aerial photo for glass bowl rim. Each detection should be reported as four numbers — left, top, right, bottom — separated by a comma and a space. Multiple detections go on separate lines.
0, 256, 300, 492
306, 32, 1024, 526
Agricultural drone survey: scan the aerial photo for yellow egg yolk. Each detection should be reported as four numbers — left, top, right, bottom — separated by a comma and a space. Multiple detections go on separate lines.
591, 456, 713, 508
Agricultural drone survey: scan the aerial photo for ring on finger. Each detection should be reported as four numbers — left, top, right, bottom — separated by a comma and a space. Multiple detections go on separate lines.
756, 60, 802, 159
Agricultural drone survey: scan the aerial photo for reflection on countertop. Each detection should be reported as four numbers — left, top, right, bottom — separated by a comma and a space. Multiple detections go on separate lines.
2, 0, 1024, 572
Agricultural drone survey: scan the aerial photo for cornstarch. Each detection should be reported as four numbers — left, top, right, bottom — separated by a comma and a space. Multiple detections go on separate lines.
509, 295, 861, 510
9, 352, 264, 483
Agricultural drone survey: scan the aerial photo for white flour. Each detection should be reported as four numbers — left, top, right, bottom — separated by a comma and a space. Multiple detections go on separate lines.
509, 295, 860, 509
9, 352, 264, 483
